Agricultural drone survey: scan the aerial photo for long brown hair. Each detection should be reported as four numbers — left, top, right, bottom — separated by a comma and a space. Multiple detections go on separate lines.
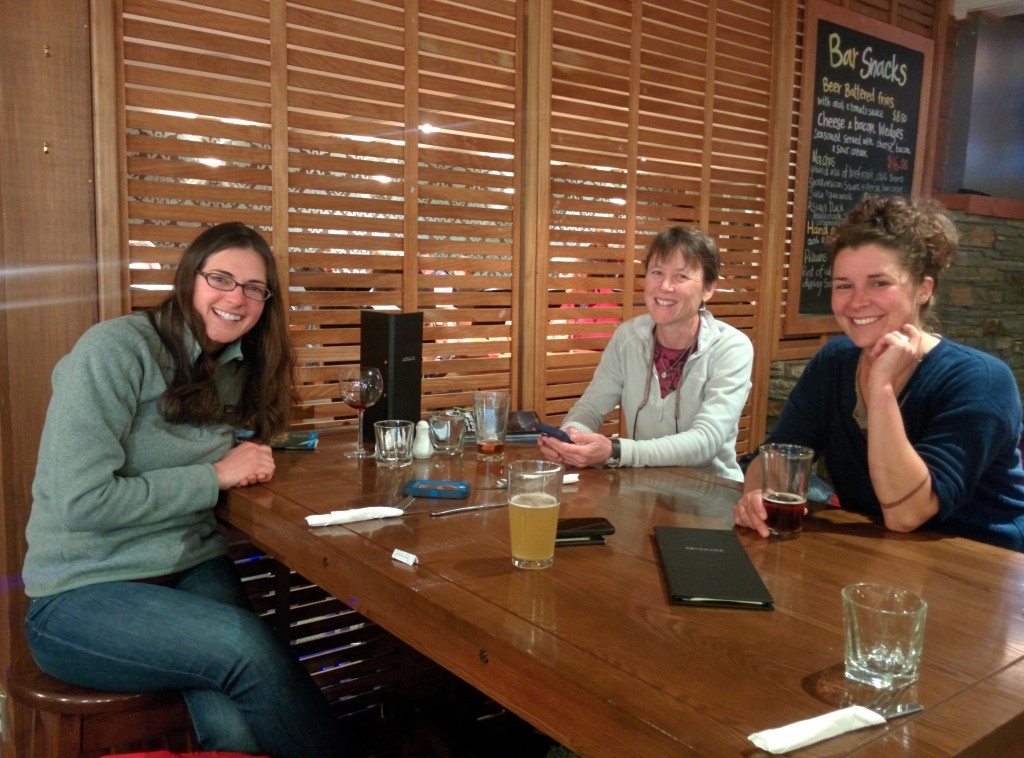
147, 222, 296, 440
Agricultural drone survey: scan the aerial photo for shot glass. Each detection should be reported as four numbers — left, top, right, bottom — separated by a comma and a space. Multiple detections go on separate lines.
507, 460, 563, 569
759, 443, 814, 537
473, 390, 510, 461
842, 583, 927, 688
428, 410, 466, 457
374, 420, 414, 468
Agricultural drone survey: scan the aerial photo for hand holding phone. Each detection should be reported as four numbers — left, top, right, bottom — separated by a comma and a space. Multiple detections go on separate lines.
534, 421, 573, 444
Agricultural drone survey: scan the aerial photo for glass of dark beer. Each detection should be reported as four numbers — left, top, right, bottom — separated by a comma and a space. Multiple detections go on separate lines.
759, 443, 814, 538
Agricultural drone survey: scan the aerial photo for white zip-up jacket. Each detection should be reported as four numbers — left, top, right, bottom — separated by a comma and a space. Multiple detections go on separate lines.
562, 310, 753, 480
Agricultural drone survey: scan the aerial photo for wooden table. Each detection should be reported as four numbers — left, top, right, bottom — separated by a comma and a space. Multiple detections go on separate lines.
222, 431, 1024, 756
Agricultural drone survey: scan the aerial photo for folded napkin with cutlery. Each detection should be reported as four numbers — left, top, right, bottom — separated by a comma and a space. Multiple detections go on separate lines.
306, 507, 405, 527
749, 704, 910, 754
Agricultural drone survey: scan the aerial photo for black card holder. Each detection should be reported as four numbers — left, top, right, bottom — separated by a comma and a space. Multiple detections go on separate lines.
653, 527, 773, 610
556, 517, 615, 545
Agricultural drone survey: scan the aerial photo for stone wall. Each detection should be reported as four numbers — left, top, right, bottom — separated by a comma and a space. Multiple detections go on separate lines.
942, 211, 1024, 388
767, 210, 1024, 433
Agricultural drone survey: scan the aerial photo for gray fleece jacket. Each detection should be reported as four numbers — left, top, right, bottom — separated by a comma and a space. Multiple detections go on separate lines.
23, 314, 245, 597
562, 310, 753, 480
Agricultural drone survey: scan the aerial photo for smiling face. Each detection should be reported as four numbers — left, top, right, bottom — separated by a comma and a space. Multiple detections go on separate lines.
192, 246, 268, 352
643, 248, 715, 338
831, 243, 934, 348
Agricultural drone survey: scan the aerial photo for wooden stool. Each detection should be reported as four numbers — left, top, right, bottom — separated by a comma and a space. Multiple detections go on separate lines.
7, 654, 196, 758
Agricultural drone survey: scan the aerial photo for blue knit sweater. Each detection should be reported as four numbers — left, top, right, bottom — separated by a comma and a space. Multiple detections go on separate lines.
768, 335, 1024, 551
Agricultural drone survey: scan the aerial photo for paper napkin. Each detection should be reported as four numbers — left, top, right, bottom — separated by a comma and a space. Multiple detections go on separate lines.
563, 473, 580, 484
748, 705, 885, 754
306, 507, 404, 527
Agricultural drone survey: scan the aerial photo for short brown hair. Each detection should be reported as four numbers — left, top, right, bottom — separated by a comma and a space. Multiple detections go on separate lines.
643, 225, 720, 285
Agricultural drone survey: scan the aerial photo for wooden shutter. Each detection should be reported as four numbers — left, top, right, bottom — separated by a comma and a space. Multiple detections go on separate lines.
537, 0, 774, 450
122, 0, 519, 428
413, 0, 520, 411
123, 0, 275, 304
285, 0, 519, 425
113, 0, 942, 451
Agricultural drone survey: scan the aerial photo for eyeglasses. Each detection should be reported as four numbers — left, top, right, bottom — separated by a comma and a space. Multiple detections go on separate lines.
197, 271, 272, 302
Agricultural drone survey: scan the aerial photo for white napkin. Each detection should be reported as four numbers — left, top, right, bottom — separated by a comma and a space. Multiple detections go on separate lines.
748, 706, 885, 754
306, 507, 404, 527
563, 473, 580, 484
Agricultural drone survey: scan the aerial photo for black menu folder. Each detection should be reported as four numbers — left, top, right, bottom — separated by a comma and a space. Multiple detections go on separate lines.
653, 527, 774, 610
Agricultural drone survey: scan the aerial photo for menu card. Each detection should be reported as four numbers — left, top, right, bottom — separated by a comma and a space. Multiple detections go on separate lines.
654, 527, 774, 610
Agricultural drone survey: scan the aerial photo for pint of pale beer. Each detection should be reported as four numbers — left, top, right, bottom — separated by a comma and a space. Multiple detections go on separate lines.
507, 460, 563, 569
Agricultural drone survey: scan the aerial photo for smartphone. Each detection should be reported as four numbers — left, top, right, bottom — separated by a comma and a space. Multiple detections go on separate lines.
534, 421, 573, 444
402, 480, 471, 499
508, 410, 541, 435
555, 517, 615, 545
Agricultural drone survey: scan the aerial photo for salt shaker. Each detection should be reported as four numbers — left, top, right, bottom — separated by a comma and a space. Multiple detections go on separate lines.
413, 419, 433, 458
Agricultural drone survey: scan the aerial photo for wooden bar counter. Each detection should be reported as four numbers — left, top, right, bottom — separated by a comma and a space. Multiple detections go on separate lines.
221, 431, 1024, 756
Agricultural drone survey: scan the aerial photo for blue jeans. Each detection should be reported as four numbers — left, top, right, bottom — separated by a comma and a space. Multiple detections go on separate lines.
25, 556, 343, 758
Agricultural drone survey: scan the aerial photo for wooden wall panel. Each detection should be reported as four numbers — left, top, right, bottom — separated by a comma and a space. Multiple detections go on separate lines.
0, 0, 98, 748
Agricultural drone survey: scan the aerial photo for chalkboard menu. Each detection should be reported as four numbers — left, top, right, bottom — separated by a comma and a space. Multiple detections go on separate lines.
786, 1, 933, 333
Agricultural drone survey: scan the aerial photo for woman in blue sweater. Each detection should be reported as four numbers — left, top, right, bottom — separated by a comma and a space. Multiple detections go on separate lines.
23, 223, 342, 757
734, 196, 1024, 551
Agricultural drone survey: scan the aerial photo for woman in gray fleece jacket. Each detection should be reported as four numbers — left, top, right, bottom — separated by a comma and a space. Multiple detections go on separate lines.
538, 226, 753, 481
22, 222, 342, 758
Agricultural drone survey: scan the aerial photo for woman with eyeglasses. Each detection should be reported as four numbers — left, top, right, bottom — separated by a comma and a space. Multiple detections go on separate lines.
538, 225, 754, 480
22, 222, 343, 757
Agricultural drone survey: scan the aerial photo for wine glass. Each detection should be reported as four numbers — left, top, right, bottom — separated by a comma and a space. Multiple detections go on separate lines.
338, 365, 384, 458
